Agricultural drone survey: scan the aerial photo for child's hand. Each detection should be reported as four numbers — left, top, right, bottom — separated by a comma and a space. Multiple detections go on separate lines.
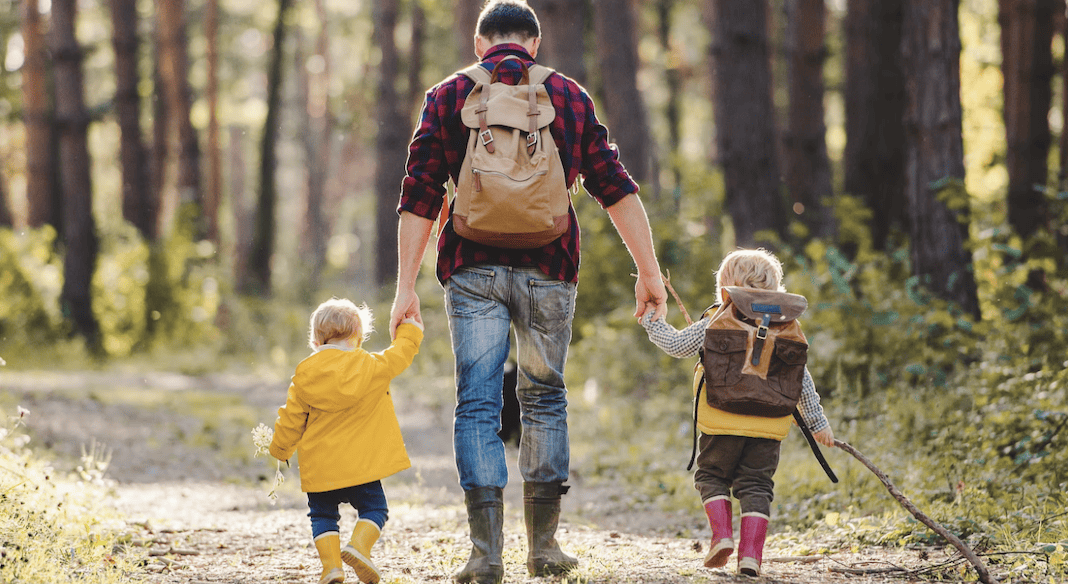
813, 427, 835, 448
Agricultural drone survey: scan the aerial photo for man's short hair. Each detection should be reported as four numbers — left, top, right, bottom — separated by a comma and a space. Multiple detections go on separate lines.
476, 0, 540, 41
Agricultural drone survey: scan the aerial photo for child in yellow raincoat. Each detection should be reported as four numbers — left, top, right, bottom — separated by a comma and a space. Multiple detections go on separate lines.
270, 298, 423, 584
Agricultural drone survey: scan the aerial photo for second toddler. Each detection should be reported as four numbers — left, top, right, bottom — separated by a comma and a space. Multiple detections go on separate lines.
270, 298, 423, 584
641, 249, 835, 577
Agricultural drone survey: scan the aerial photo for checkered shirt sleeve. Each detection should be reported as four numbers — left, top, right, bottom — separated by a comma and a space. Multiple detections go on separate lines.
641, 313, 830, 431
640, 313, 708, 358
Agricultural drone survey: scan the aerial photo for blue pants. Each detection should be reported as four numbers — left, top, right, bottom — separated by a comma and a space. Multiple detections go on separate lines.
307, 481, 388, 538
445, 265, 577, 491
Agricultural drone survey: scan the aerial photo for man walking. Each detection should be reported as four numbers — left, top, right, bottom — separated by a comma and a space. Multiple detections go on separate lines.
390, 2, 667, 582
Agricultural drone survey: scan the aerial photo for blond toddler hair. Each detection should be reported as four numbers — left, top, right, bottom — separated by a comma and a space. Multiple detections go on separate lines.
309, 298, 374, 348
715, 249, 786, 298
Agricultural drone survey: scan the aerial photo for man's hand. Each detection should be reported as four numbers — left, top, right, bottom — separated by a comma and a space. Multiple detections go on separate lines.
634, 271, 667, 322
390, 288, 421, 340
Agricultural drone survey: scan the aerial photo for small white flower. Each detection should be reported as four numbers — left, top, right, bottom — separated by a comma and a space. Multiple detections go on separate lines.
16, 406, 29, 419
251, 423, 274, 456
0, 356, 6, 366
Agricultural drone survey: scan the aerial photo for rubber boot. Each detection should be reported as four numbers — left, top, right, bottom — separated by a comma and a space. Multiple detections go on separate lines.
702, 496, 734, 568
737, 512, 769, 577
313, 532, 345, 584
341, 519, 381, 583
454, 486, 504, 584
524, 482, 579, 576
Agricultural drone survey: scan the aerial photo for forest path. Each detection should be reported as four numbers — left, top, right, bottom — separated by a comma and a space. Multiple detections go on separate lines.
2, 370, 935, 583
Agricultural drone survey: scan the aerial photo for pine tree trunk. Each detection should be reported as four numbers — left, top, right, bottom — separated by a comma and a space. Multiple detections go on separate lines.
709, 0, 787, 247
0, 171, 12, 227
783, 0, 835, 240
22, 0, 57, 230
299, 0, 335, 293
51, 0, 102, 351
844, 0, 907, 252
373, 0, 406, 287
1000, 0, 1058, 288
230, 125, 253, 292
901, 0, 980, 318
205, 0, 222, 245
110, 0, 155, 241
657, 0, 683, 206
248, 0, 294, 296
157, 0, 203, 240
150, 39, 169, 235
455, 0, 480, 66
529, 0, 588, 83
592, 0, 654, 186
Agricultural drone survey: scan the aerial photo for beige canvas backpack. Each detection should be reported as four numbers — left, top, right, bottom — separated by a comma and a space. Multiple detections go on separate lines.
449, 57, 570, 249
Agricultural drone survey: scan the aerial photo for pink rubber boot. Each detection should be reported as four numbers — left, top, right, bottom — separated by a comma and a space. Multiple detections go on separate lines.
702, 497, 734, 568
737, 512, 769, 576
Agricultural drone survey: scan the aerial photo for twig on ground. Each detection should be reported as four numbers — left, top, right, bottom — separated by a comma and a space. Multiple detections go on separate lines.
835, 439, 999, 584
766, 555, 825, 564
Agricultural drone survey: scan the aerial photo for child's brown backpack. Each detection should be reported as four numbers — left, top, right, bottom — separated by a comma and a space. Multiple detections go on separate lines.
450, 57, 570, 249
699, 286, 809, 418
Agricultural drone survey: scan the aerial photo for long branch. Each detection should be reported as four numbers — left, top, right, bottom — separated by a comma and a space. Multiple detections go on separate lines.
834, 439, 999, 584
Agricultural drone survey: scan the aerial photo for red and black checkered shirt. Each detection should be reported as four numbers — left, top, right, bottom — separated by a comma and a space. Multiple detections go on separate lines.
399, 44, 639, 285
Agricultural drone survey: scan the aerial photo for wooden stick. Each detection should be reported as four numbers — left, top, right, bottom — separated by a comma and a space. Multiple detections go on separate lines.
834, 440, 999, 584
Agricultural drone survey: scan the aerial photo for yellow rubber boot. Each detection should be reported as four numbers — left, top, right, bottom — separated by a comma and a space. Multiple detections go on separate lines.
341, 519, 381, 583
313, 532, 345, 584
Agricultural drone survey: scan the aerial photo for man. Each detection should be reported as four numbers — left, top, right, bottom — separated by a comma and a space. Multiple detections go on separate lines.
390, 1, 667, 582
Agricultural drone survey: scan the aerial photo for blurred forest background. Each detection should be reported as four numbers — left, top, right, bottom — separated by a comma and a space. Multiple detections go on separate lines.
1, 0, 1068, 576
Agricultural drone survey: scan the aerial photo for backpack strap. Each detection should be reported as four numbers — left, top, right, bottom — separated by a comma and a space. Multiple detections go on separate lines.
459, 63, 497, 153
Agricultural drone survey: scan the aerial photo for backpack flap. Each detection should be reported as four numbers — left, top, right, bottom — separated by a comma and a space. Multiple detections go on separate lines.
723, 287, 807, 322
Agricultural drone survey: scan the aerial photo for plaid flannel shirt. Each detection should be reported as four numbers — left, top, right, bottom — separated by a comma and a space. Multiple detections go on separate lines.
641, 313, 831, 432
399, 44, 639, 285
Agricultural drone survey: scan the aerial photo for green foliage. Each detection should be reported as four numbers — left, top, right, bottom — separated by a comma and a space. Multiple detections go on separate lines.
0, 404, 142, 583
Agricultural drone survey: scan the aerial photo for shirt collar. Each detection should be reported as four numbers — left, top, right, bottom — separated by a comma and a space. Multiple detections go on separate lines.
482, 43, 534, 62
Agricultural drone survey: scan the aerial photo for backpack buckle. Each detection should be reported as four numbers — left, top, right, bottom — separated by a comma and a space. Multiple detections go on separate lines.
755, 313, 771, 340
526, 132, 538, 148
479, 130, 494, 147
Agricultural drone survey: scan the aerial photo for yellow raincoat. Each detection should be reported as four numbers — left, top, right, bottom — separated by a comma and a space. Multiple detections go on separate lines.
269, 323, 423, 493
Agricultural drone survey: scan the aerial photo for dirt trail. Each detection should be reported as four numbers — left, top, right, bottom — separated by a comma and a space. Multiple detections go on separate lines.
2, 370, 937, 583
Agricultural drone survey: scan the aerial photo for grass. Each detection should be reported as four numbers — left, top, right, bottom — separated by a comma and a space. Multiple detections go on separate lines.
0, 405, 143, 583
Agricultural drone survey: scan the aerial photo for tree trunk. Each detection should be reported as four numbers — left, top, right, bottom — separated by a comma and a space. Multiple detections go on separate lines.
205, 0, 222, 245
299, 0, 335, 293
150, 38, 169, 236
110, 0, 155, 241
0, 171, 12, 227
529, 0, 588, 84
22, 0, 57, 230
51, 0, 102, 351
591, 0, 654, 186
783, 0, 835, 240
844, 0, 907, 252
248, 0, 293, 296
408, 1, 426, 115
1060, 2, 1068, 256
999, 0, 1057, 288
455, 0, 480, 67
658, 0, 683, 207
157, 0, 203, 240
230, 125, 253, 292
373, 0, 406, 287
708, 0, 787, 247
901, 0, 980, 318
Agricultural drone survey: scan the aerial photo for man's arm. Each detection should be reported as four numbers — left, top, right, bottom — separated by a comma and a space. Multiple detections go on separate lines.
605, 193, 667, 321
390, 211, 435, 339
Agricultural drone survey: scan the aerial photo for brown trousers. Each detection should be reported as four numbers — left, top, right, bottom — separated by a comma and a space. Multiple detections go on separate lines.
694, 433, 780, 516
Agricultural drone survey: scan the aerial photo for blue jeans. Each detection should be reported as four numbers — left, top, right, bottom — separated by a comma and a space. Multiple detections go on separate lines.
307, 481, 388, 538
445, 265, 577, 491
